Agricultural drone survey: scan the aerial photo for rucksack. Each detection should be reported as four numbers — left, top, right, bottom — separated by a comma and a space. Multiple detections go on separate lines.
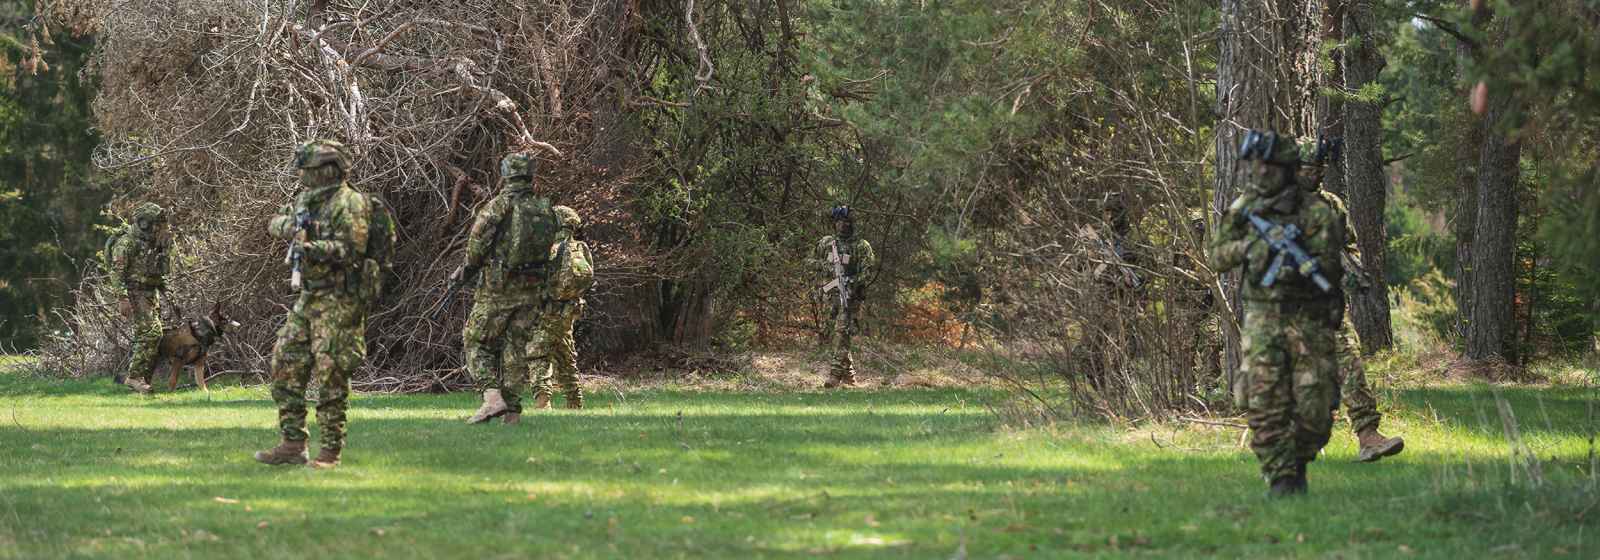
500, 193, 560, 275
547, 236, 595, 301
359, 193, 399, 305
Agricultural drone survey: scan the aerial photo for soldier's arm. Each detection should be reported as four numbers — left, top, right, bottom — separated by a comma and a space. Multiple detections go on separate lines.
463, 197, 507, 272
857, 240, 877, 283
302, 194, 369, 264
267, 203, 297, 240
108, 238, 131, 291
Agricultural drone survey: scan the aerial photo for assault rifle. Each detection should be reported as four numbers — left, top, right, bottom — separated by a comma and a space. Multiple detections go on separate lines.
283, 209, 312, 290
822, 239, 852, 310
1246, 212, 1334, 293
433, 266, 476, 322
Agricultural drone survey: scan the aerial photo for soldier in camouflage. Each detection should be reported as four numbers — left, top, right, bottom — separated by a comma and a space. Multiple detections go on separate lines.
462, 153, 561, 423
254, 140, 373, 469
1211, 130, 1346, 497
817, 206, 875, 388
1298, 163, 1406, 463
528, 205, 589, 409
107, 202, 171, 394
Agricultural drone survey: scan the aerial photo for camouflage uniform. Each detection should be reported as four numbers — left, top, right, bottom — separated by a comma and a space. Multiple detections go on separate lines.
464, 153, 557, 422
816, 206, 875, 387
256, 140, 372, 468
1211, 131, 1346, 495
529, 205, 589, 409
107, 203, 171, 393
1311, 176, 1403, 461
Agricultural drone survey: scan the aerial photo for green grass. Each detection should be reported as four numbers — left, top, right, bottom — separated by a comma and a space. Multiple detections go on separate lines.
2, 373, 1597, 559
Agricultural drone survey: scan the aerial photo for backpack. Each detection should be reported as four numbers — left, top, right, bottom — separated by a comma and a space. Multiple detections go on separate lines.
547, 236, 595, 301
358, 194, 399, 305
500, 193, 560, 276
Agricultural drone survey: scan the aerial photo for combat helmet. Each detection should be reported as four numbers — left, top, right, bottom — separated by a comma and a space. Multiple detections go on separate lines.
293, 139, 352, 172
553, 206, 582, 231
1237, 130, 1301, 168
830, 205, 852, 223
132, 202, 166, 229
501, 153, 537, 181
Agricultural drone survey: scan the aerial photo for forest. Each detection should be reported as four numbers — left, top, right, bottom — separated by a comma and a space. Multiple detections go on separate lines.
2, 0, 1597, 413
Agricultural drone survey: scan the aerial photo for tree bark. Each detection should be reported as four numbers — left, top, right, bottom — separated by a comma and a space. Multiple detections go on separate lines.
1465, 88, 1521, 363
1341, 0, 1394, 352
1213, 0, 1320, 382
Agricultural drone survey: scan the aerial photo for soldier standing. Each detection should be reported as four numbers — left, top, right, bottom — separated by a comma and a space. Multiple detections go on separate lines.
1211, 130, 1346, 497
107, 202, 171, 394
254, 140, 374, 469
462, 153, 562, 423
1299, 159, 1406, 462
817, 206, 875, 388
529, 205, 593, 409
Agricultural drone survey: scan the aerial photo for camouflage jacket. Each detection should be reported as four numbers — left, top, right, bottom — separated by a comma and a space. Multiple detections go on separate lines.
464, 182, 556, 291
816, 235, 876, 291
1210, 182, 1345, 304
108, 225, 170, 293
1314, 188, 1373, 294
269, 183, 371, 293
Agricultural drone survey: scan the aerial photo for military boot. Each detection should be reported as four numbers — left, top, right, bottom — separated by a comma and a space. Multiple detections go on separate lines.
253, 439, 308, 465
531, 391, 552, 410
822, 374, 856, 389
309, 447, 340, 469
467, 389, 509, 424
1356, 428, 1405, 463
502, 412, 521, 425
564, 390, 584, 410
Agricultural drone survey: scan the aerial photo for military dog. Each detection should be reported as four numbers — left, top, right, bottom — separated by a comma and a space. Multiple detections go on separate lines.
154, 303, 240, 392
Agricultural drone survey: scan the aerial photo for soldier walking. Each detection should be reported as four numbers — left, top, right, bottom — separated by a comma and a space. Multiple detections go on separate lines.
463, 153, 565, 422
817, 206, 875, 388
528, 206, 594, 409
1211, 131, 1346, 497
107, 202, 171, 394
254, 140, 375, 469
1299, 157, 1406, 463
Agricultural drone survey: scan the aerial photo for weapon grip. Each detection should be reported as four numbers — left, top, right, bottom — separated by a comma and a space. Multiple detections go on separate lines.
1261, 251, 1285, 288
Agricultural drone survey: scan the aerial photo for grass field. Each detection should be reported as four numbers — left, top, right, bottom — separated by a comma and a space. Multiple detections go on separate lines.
2, 370, 1597, 559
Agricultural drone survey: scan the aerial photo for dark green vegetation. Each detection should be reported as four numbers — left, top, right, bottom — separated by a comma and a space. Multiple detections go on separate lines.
4, 369, 1597, 559
0, 0, 107, 350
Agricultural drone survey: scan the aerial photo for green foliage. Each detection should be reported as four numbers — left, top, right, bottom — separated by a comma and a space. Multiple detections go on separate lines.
0, 7, 107, 350
1383, 191, 1454, 289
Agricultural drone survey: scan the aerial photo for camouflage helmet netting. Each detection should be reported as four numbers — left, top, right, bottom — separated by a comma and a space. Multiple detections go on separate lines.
501, 153, 536, 180
554, 206, 582, 230
293, 139, 352, 171
132, 202, 166, 225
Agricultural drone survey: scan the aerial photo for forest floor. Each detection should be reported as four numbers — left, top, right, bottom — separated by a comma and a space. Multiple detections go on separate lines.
1, 353, 1597, 559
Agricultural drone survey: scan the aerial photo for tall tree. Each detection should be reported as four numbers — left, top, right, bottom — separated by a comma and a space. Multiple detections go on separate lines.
1341, 0, 1395, 352
1464, 13, 1522, 363
1213, 0, 1323, 378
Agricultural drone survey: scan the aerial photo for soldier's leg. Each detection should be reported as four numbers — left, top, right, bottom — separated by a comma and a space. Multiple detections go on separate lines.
311, 298, 365, 463
124, 291, 162, 391
1338, 317, 1381, 435
257, 299, 313, 464
827, 301, 858, 386
463, 299, 510, 391
525, 307, 555, 409
547, 303, 582, 408
500, 304, 542, 416
1242, 305, 1300, 486
1289, 317, 1337, 474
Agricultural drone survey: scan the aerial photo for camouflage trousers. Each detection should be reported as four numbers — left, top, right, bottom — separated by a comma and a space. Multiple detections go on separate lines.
124, 290, 163, 384
1337, 313, 1381, 435
1240, 299, 1339, 481
270, 290, 366, 452
464, 292, 542, 413
821, 298, 861, 382
530, 299, 582, 405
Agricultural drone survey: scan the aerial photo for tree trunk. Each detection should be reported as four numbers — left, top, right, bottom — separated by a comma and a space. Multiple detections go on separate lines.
1465, 91, 1521, 363
1213, 0, 1320, 382
1341, 0, 1394, 352
1452, 0, 1488, 342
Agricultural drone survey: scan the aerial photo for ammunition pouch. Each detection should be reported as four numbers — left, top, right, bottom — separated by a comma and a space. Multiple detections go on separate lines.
482, 260, 547, 290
